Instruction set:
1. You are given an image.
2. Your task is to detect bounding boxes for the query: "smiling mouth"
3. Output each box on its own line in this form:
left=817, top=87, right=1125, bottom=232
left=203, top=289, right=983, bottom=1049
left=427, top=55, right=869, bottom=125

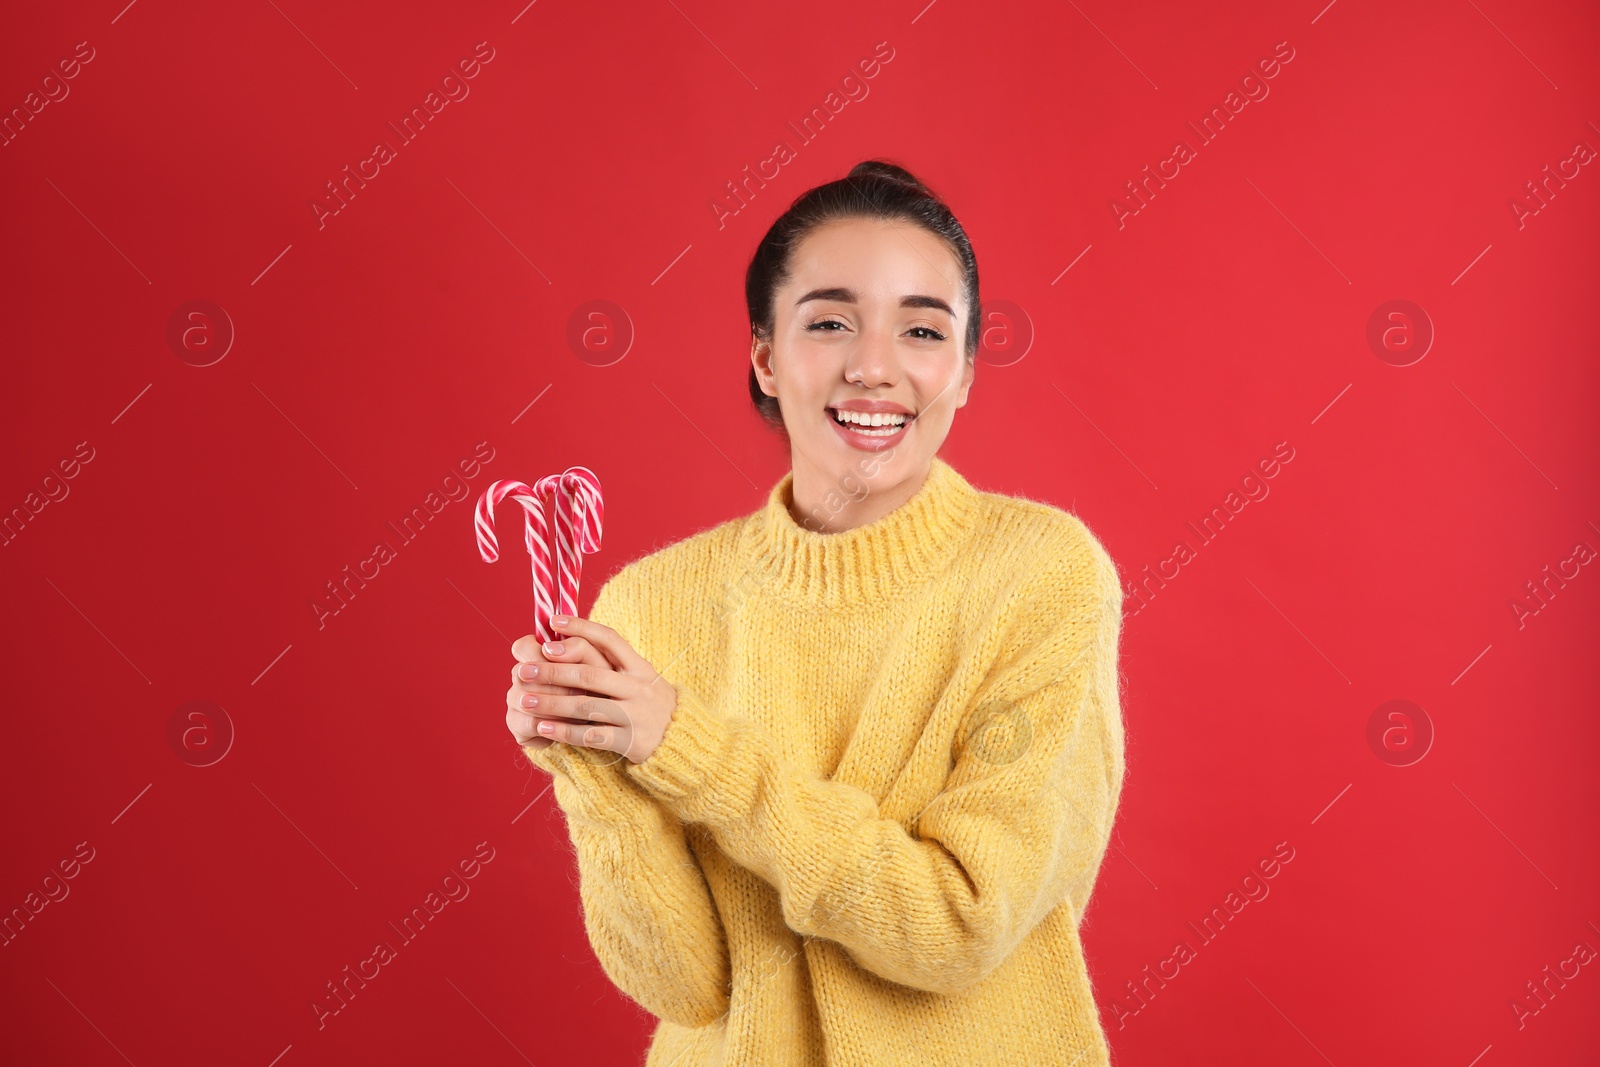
left=828, top=408, right=914, bottom=436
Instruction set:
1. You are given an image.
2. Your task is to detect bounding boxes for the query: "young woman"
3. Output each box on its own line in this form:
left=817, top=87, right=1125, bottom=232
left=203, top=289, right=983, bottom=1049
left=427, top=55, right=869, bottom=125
left=504, top=160, right=1126, bottom=1066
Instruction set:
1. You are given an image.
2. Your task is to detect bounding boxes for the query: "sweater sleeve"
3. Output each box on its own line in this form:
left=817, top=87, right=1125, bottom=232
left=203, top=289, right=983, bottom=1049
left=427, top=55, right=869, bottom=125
left=522, top=577, right=731, bottom=1026
left=620, top=547, right=1125, bottom=998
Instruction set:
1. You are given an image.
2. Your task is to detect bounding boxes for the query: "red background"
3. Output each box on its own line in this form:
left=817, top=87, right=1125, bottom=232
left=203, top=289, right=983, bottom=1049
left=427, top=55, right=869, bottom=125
left=3, top=1, right=1598, bottom=1063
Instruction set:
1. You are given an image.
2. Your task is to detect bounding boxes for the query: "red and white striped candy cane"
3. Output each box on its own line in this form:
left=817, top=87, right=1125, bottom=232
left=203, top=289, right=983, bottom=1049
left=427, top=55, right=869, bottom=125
left=474, top=478, right=540, bottom=578
left=474, top=466, right=604, bottom=644
left=535, top=466, right=604, bottom=636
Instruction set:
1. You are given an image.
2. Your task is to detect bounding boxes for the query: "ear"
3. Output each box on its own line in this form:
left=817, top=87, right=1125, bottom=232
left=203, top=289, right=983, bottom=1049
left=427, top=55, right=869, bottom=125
left=751, top=332, right=778, bottom=398
left=955, top=355, right=976, bottom=408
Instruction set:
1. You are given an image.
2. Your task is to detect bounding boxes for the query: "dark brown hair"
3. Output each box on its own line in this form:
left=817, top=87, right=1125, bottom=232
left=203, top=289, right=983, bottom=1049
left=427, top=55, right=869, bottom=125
left=745, top=159, right=981, bottom=433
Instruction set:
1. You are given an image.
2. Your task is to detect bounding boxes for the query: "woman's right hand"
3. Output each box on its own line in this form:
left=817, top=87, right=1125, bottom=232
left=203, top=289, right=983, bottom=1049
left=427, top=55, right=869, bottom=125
left=505, top=633, right=609, bottom=752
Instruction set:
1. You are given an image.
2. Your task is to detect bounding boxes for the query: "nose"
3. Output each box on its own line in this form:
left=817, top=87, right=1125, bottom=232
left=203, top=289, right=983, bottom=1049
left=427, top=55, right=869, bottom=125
left=842, top=327, right=899, bottom=389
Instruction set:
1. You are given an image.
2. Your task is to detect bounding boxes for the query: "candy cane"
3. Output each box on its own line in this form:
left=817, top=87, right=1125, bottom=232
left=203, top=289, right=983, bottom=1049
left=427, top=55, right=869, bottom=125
left=474, top=478, right=549, bottom=628
left=538, top=466, right=605, bottom=632
left=475, top=466, right=604, bottom=644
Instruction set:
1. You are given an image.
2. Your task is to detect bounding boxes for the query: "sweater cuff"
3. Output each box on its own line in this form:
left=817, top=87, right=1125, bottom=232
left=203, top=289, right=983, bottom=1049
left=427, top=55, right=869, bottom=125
left=622, top=685, right=738, bottom=821
left=522, top=740, right=632, bottom=820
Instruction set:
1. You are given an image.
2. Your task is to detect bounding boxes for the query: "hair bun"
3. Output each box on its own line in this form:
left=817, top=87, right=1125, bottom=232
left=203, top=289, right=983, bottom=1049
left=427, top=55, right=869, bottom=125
left=847, top=159, right=927, bottom=191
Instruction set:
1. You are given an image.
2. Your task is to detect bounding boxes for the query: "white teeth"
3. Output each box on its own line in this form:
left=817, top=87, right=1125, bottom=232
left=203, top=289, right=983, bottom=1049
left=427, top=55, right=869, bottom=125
left=831, top=408, right=909, bottom=438
left=832, top=409, right=908, bottom=427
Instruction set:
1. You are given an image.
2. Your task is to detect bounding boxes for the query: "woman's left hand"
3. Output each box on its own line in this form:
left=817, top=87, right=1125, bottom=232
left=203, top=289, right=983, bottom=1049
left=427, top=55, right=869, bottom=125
left=509, top=614, right=678, bottom=765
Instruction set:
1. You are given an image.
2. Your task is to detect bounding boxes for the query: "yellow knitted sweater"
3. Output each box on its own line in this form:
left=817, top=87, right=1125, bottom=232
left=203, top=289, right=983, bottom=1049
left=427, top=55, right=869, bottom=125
left=524, top=455, right=1126, bottom=1066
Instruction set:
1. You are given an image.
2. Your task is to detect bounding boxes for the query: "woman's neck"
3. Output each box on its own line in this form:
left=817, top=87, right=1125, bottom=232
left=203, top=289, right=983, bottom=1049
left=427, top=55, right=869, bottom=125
left=786, top=454, right=930, bottom=534
left=744, top=453, right=982, bottom=607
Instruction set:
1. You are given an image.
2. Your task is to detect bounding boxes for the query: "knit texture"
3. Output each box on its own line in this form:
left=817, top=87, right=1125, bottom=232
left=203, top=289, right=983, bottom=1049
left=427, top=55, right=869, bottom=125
left=525, top=455, right=1125, bottom=1066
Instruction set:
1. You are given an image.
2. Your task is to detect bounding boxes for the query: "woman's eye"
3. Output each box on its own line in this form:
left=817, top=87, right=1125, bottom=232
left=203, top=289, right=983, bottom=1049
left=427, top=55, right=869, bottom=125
left=805, top=320, right=944, bottom=340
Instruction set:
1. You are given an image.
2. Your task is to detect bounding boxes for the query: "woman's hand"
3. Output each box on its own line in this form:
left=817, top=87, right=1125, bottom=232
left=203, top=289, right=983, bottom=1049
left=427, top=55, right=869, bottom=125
left=504, top=615, right=678, bottom=765
left=505, top=637, right=591, bottom=755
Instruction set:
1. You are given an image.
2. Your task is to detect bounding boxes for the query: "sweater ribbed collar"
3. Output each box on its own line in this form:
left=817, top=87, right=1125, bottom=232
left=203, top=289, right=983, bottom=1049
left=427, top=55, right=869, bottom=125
left=741, top=454, right=983, bottom=607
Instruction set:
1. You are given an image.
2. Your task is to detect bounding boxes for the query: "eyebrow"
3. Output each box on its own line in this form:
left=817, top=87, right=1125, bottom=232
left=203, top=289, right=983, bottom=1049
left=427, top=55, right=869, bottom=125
left=794, top=287, right=956, bottom=319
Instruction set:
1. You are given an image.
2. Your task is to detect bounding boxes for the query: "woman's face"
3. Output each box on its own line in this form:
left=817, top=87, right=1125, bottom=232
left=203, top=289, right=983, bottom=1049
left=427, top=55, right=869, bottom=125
left=752, top=215, right=974, bottom=504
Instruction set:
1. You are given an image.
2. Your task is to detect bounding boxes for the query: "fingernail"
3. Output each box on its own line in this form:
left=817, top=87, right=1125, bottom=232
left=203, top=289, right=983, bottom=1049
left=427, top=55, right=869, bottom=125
left=553, top=616, right=569, bottom=627
left=543, top=641, right=564, bottom=656
left=538, top=721, right=554, bottom=734
left=521, top=694, right=538, bottom=709
left=519, top=663, right=538, bottom=680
